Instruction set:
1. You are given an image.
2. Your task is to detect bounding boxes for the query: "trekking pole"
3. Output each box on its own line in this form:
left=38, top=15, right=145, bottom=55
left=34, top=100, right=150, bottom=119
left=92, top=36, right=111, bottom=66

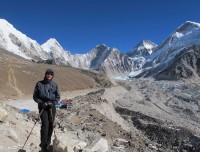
left=49, top=108, right=56, bottom=136
left=49, top=107, right=58, bottom=147
left=19, top=109, right=44, bottom=151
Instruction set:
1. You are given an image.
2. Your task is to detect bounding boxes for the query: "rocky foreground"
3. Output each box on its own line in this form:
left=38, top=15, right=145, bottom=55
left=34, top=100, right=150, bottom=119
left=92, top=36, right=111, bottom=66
left=1, top=78, right=200, bottom=152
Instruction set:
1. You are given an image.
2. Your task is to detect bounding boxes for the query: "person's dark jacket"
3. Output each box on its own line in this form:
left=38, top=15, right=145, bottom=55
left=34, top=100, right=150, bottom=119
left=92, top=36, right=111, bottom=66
left=33, top=78, right=60, bottom=107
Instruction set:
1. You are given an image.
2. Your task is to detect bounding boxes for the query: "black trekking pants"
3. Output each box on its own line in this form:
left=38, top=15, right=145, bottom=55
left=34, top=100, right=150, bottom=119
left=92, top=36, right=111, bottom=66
left=39, top=106, right=56, bottom=147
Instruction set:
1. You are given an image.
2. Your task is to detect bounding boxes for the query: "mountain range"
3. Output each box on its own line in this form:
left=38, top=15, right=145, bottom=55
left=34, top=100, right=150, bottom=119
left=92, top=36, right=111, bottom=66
left=2, top=19, right=200, bottom=151
left=136, top=21, right=200, bottom=80
left=1, top=19, right=200, bottom=80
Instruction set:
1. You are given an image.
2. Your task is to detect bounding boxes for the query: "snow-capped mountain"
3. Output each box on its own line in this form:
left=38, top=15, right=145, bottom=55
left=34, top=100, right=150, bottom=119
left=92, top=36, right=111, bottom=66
left=155, top=45, right=200, bottom=80
left=66, top=50, right=97, bottom=69
left=41, top=38, right=96, bottom=68
left=41, top=38, right=71, bottom=66
left=126, top=40, right=157, bottom=57
left=89, top=44, right=132, bottom=75
left=0, top=19, right=50, bottom=61
left=0, top=19, right=132, bottom=75
left=136, top=21, right=200, bottom=79
left=126, top=40, right=157, bottom=70
left=2, top=18, right=200, bottom=79
left=146, top=21, right=200, bottom=66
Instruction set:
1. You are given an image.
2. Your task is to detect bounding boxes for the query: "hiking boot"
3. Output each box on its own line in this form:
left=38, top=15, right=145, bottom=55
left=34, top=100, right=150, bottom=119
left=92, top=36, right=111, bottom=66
left=46, top=143, right=50, bottom=151
left=47, top=139, right=51, bottom=150
left=41, top=144, right=50, bottom=152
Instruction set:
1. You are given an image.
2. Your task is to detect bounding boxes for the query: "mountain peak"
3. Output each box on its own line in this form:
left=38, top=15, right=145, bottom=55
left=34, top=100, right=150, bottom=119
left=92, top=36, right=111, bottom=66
left=0, top=19, right=50, bottom=60
left=139, top=40, right=157, bottom=48
left=0, top=19, right=12, bottom=25
left=141, top=40, right=152, bottom=44
left=45, top=38, right=60, bottom=45
left=0, top=19, right=16, bottom=32
left=95, top=44, right=120, bottom=52
left=126, top=40, right=157, bottom=57
left=96, top=44, right=109, bottom=50
left=176, top=21, right=200, bottom=33
left=42, top=38, right=64, bottom=53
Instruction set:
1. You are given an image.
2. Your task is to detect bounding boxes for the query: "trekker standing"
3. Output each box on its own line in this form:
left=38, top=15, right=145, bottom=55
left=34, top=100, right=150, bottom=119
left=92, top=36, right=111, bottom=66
left=33, top=69, right=60, bottom=152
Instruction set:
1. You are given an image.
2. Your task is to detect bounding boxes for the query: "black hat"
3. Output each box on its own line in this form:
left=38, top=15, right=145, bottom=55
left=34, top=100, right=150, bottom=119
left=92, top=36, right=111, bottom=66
left=45, top=69, right=54, bottom=76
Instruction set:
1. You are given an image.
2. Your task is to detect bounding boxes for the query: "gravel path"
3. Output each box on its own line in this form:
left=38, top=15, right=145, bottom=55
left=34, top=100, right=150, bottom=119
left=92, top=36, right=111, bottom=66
left=3, top=88, right=101, bottom=112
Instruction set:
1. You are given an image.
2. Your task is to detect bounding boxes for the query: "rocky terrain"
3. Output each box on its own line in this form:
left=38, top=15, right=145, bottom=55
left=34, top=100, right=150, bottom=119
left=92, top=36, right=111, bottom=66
left=1, top=76, right=200, bottom=152
left=115, top=78, right=200, bottom=151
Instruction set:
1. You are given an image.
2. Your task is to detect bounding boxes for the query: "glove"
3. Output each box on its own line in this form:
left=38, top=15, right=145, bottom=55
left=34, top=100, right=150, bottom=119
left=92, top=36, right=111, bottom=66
left=46, top=101, right=53, bottom=109
left=38, top=102, right=47, bottom=109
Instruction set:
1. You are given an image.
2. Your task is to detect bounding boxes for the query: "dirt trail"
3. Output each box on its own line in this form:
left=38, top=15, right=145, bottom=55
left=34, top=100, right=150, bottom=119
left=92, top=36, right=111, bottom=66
left=3, top=88, right=102, bottom=111
left=91, top=85, right=131, bottom=131
left=7, top=56, right=23, bottom=97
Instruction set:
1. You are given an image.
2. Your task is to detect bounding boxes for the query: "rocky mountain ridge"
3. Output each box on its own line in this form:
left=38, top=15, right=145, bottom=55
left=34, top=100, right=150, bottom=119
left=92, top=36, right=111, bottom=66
left=1, top=19, right=200, bottom=80
left=132, top=21, right=200, bottom=80
left=0, top=19, right=133, bottom=76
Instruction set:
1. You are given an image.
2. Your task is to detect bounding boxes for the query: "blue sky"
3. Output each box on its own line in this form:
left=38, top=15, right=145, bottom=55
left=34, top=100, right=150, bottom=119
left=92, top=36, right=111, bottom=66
left=1, top=0, right=200, bottom=54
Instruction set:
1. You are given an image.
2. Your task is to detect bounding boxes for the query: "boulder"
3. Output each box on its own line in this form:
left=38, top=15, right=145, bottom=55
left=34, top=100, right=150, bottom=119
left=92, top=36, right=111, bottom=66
left=53, top=135, right=87, bottom=152
left=7, top=128, right=19, bottom=143
left=85, top=138, right=109, bottom=152
left=113, top=138, right=128, bottom=148
left=73, top=142, right=87, bottom=151
left=0, top=105, right=8, bottom=122
left=53, top=135, right=69, bottom=152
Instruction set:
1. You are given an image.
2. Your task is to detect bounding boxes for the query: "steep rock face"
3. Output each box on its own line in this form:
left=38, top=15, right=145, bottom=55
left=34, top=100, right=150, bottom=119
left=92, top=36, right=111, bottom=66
left=0, top=19, right=50, bottom=61
left=68, top=51, right=96, bottom=69
left=90, top=45, right=112, bottom=70
left=90, top=45, right=133, bottom=75
left=155, top=45, right=200, bottom=80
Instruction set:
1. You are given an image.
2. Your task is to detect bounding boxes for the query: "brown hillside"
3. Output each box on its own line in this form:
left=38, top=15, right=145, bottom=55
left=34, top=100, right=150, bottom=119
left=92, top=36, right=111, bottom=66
left=0, top=48, right=112, bottom=100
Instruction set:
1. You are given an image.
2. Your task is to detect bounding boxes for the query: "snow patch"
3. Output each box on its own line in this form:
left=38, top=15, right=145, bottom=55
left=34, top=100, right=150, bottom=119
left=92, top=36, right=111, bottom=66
left=113, top=76, right=129, bottom=81
left=128, top=70, right=143, bottom=78
left=0, top=19, right=49, bottom=60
